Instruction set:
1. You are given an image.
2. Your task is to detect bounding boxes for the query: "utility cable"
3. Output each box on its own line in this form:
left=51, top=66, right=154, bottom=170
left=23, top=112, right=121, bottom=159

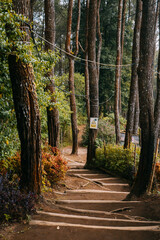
left=31, top=29, right=133, bottom=68
left=29, top=25, right=114, bottom=104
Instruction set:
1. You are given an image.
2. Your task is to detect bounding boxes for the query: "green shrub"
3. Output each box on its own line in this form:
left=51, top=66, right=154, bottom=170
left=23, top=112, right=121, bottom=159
left=95, top=144, right=139, bottom=180
left=81, top=117, right=116, bottom=147
left=105, top=113, right=126, bottom=131
left=0, top=152, right=21, bottom=180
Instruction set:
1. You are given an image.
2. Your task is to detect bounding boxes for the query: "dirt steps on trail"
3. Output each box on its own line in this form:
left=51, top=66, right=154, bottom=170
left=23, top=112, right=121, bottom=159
left=27, top=165, right=160, bottom=240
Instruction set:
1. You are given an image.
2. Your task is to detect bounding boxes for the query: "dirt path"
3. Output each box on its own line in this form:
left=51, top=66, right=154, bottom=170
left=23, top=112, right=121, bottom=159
left=4, top=146, right=159, bottom=240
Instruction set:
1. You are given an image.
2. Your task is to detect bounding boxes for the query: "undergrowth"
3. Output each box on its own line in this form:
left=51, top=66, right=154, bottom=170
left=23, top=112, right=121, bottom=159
left=0, top=144, right=68, bottom=223
left=41, top=145, right=68, bottom=188
left=0, top=175, right=37, bottom=223
left=95, top=144, right=140, bottom=181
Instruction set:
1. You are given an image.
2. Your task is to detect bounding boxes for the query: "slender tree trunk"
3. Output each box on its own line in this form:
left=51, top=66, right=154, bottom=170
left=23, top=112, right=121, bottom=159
left=96, top=0, right=102, bottom=81
left=124, top=0, right=142, bottom=148
left=129, top=0, right=156, bottom=198
left=30, top=0, right=36, bottom=22
left=45, top=0, right=60, bottom=147
left=59, top=37, right=63, bottom=76
left=85, top=53, right=90, bottom=121
left=65, top=0, right=81, bottom=154
left=114, top=0, right=123, bottom=144
left=119, top=0, right=127, bottom=114
left=121, top=0, right=127, bottom=65
left=86, top=0, right=98, bottom=167
left=75, top=0, right=81, bottom=56
left=8, top=0, right=41, bottom=194
left=85, top=0, right=90, bottom=121
left=41, top=12, right=45, bottom=51
left=133, top=93, right=139, bottom=135
left=69, top=58, right=78, bottom=154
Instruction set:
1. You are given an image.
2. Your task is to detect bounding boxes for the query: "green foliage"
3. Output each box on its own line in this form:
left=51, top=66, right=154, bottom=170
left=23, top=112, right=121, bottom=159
left=0, top=0, right=135, bottom=161
left=0, top=2, right=33, bottom=159
left=82, top=119, right=115, bottom=148
left=0, top=1, right=21, bottom=160
left=0, top=1, right=67, bottom=155
left=57, top=72, right=86, bottom=123
left=103, top=113, right=127, bottom=131
left=0, top=152, right=21, bottom=180
left=82, top=115, right=126, bottom=147
left=95, top=144, right=139, bottom=180
left=57, top=72, right=87, bottom=145
left=0, top=84, right=20, bottom=160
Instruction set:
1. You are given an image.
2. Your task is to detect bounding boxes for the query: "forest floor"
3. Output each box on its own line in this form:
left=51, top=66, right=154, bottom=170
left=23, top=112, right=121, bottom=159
left=1, top=127, right=160, bottom=240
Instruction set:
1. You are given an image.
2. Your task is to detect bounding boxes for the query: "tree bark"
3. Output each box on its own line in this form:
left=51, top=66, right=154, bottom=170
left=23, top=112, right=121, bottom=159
left=8, top=56, right=41, bottom=194
left=119, top=0, right=127, bottom=114
left=8, top=0, right=41, bottom=194
left=96, top=0, right=102, bottom=81
left=148, top=4, right=160, bottom=193
left=45, top=0, right=60, bottom=148
left=124, top=0, right=142, bottom=148
left=154, top=4, right=160, bottom=138
left=30, top=0, right=36, bottom=22
left=65, top=0, right=81, bottom=154
left=85, top=0, right=90, bottom=121
left=86, top=0, right=99, bottom=167
left=114, top=0, right=123, bottom=144
left=45, top=0, right=55, bottom=51
left=121, top=0, right=127, bottom=63
left=69, top=58, right=78, bottom=154
left=59, top=37, right=63, bottom=76
left=129, top=0, right=156, bottom=197
left=133, top=93, right=140, bottom=135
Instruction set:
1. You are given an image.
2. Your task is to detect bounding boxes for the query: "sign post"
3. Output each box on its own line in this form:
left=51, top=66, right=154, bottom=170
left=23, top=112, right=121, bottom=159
left=90, top=118, right=98, bottom=129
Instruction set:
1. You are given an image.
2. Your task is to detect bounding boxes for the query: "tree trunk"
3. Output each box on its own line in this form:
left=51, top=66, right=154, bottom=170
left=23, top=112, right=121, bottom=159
left=9, top=0, right=41, bottom=195
left=85, top=0, right=90, bottom=121
left=119, top=0, right=127, bottom=114
left=30, top=0, right=36, bottom=22
left=124, top=0, right=142, bottom=148
left=133, top=93, right=139, bottom=135
left=148, top=4, right=160, bottom=193
left=114, top=0, right=123, bottom=144
left=69, top=58, right=78, bottom=154
left=129, top=0, right=156, bottom=197
left=121, top=0, right=127, bottom=65
left=8, top=56, right=41, bottom=194
left=65, top=0, right=80, bottom=154
left=45, top=0, right=60, bottom=147
left=154, top=4, right=160, bottom=138
left=86, top=0, right=98, bottom=167
left=96, top=0, right=102, bottom=81
left=59, top=37, right=63, bottom=76
left=85, top=53, right=90, bottom=121
left=46, top=84, right=59, bottom=147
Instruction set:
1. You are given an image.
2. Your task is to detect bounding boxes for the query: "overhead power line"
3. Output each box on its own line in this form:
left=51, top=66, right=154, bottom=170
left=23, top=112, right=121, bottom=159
left=22, top=22, right=114, bottom=104
left=31, top=29, right=133, bottom=68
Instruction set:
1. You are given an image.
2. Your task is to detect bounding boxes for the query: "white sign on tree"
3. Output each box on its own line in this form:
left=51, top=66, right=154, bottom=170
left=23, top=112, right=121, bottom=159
left=90, top=118, right=98, bottom=129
